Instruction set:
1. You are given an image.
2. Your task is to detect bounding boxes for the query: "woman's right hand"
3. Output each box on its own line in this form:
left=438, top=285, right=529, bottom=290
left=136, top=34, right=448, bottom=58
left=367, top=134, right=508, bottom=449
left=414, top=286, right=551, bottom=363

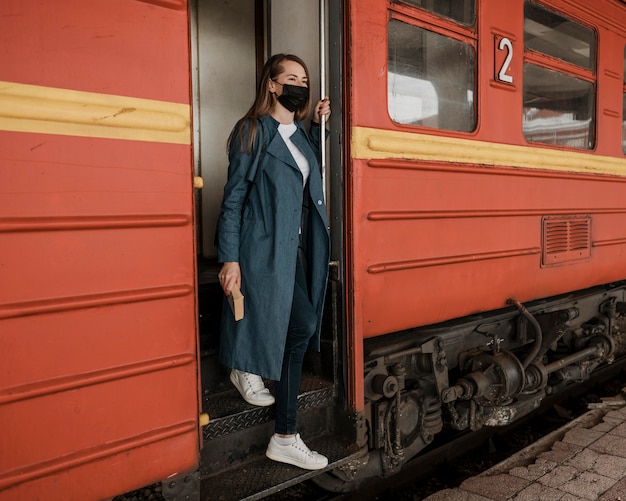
left=218, top=262, right=241, bottom=296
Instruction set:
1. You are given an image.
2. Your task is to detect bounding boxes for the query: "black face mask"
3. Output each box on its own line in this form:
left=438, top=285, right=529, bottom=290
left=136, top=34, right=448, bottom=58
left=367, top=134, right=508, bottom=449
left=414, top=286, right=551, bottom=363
left=275, top=83, right=309, bottom=112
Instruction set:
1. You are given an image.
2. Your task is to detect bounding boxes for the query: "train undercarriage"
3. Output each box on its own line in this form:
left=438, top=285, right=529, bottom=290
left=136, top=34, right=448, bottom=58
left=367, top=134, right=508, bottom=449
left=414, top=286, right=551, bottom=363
left=317, top=281, right=626, bottom=491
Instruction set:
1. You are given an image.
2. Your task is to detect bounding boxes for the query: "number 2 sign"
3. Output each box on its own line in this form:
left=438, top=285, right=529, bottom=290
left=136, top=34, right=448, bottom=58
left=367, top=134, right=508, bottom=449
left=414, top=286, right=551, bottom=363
left=495, top=35, right=514, bottom=84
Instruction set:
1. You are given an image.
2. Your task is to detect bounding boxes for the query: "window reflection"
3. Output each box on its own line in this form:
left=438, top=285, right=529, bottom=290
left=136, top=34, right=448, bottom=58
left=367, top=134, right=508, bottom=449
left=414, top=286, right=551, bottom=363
left=524, top=2, right=595, bottom=70
left=523, top=65, right=595, bottom=149
left=388, top=73, right=438, bottom=125
left=388, top=19, right=475, bottom=132
left=395, top=0, right=475, bottom=26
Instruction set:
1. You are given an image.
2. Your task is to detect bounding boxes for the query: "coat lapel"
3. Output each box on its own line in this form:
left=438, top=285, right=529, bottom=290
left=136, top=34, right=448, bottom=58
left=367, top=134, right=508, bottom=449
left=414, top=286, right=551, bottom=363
left=263, top=118, right=318, bottom=178
left=291, top=124, right=327, bottom=223
left=290, top=126, right=319, bottom=174
left=261, top=118, right=327, bottom=226
left=265, top=129, right=300, bottom=172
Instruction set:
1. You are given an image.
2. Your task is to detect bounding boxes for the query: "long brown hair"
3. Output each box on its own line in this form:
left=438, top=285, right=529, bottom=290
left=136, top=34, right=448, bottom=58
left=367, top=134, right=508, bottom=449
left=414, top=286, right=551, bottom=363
left=228, top=54, right=312, bottom=153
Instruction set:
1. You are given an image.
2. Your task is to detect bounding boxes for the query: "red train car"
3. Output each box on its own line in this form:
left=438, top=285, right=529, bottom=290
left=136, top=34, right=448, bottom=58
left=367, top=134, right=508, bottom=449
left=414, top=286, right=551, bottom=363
left=2, top=0, right=626, bottom=499
left=0, top=1, right=200, bottom=500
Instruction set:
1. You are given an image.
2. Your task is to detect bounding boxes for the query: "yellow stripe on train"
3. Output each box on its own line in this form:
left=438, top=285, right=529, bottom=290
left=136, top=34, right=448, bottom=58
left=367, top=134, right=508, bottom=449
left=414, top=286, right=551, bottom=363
left=0, top=81, right=190, bottom=145
left=351, top=126, right=626, bottom=177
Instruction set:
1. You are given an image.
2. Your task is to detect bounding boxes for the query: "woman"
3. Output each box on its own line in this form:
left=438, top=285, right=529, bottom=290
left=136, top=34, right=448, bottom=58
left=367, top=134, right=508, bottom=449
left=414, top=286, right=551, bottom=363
left=216, top=54, right=331, bottom=470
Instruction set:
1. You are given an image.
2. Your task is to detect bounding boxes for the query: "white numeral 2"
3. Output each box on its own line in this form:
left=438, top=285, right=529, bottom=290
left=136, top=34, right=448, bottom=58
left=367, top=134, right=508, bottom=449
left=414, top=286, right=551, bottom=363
left=498, top=37, right=513, bottom=84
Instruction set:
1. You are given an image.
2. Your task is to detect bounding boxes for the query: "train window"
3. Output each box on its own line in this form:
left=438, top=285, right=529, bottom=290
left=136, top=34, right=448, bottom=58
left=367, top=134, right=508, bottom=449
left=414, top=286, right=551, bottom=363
left=523, top=65, right=595, bottom=149
left=394, top=0, right=475, bottom=25
left=523, top=2, right=596, bottom=150
left=388, top=19, right=476, bottom=132
left=524, top=2, right=595, bottom=70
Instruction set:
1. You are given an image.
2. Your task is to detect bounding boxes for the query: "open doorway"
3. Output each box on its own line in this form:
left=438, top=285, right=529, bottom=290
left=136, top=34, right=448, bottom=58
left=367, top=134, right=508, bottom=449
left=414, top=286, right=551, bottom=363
left=192, top=0, right=324, bottom=261
left=189, top=4, right=353, bottom=496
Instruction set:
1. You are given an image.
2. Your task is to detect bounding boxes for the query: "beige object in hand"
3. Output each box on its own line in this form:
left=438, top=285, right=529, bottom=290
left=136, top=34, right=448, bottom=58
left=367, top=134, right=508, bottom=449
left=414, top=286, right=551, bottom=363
left=228, top=284, right=244, bottom=321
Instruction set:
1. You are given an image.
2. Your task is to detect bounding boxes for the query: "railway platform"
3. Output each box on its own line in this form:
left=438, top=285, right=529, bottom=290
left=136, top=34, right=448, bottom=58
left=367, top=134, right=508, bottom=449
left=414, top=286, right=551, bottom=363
left=424, top=390, right=626, bottom=501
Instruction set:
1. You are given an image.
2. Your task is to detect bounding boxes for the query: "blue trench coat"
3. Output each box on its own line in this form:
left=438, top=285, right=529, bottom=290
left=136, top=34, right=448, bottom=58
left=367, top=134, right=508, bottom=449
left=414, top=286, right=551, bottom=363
left=217, top=114, right=330, bottom=381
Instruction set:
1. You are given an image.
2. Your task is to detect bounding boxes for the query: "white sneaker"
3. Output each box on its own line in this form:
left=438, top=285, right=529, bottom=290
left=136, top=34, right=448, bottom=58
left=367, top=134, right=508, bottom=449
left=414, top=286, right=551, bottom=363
left=230, top=369, right=275, bottom=407
left=265, top=433, right=328, bottom=470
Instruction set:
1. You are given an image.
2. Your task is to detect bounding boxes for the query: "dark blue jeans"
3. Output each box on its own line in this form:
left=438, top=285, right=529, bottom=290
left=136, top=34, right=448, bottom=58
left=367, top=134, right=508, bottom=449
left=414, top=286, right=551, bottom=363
left=274, top=250, right=318, bottom=435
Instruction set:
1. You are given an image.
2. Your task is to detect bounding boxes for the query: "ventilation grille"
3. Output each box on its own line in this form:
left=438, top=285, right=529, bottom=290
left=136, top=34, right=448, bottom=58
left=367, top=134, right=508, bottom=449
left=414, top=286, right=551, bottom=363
left=542, top=215, right=591, bottom=267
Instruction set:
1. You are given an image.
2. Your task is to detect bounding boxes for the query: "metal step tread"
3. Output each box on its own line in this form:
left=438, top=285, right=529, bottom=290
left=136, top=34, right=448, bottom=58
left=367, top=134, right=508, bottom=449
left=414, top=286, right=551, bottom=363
left=202, top=375, right=335, bottom=440
left=199, top=433, right=362, bottom=501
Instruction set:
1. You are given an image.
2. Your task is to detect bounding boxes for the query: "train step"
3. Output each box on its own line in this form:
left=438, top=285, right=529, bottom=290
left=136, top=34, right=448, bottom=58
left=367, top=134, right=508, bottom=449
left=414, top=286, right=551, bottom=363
left=199, top=432, right=363, bottom=501
left=202, top=374, right=336, bottom=441
left=200, top=372, right=339, bottom=475
left=196, top=257, right=352, bottom=499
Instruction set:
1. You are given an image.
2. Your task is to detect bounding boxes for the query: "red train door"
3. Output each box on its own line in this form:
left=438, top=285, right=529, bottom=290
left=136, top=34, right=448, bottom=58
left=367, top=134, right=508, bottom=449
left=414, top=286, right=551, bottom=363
left=0, top=1, right=200, bottom=500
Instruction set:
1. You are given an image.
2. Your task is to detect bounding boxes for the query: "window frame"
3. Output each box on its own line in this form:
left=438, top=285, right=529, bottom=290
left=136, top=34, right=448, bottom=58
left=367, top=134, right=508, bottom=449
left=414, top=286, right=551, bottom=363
left=391, top=0, right=476, bottom=27
left=522, top=1, right=598, bottom=151
left=386, top=3, right=478, bottom=134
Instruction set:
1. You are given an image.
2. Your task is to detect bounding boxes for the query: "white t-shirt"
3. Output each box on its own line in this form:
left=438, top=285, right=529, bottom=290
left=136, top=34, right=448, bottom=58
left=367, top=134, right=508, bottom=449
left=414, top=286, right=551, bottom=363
left=277, top=123, right=310, bottom=187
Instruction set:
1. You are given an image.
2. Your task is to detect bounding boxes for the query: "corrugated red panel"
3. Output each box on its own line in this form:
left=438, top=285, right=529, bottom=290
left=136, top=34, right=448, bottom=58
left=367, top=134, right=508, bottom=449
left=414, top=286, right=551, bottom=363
left=0, top=1, right=198, bottom=499
left=1, top=0, right=190, bottom=102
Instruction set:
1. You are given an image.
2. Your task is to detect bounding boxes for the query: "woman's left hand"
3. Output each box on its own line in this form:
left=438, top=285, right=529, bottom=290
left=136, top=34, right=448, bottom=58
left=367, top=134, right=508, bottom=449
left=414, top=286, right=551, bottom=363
left=313, top=97, right=331, bottom=124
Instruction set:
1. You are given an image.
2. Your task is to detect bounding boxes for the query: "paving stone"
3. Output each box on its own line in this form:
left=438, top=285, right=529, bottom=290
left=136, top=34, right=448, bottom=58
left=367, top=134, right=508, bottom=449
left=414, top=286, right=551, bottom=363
left=559, top=494, right=588, bottom=501
left=592, top=422, right=615, bottom=433
left=467, top=494, right=492, bottom=501
left=509, top=459, right=557, bottom=481
left=539, top=441, right=583, bottom=464
left=609, top=404, right=626, bottom=416
left=425, top=398, right=626, bottom=501
left=460, top=473, right=530, bottom=501
left=603, top=411, right=626, bottom=425
left=590, top=434, right=626, bottom=458
left=602, top=415, right=624, bottom=426
left=558, top=471, right=616, bottom=500
left=598, top=475, right=626, bottom=500
left=512, top=482, right=564, bottom=501
left=562, top=427, right=604, bottom=447
left=537, top=465, right=580, bottom=488
left=590, top=453, right=626, bottom=479
left=565, top=448, right=603, bottom=471
left=608, top=421, right=626, bottom=438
